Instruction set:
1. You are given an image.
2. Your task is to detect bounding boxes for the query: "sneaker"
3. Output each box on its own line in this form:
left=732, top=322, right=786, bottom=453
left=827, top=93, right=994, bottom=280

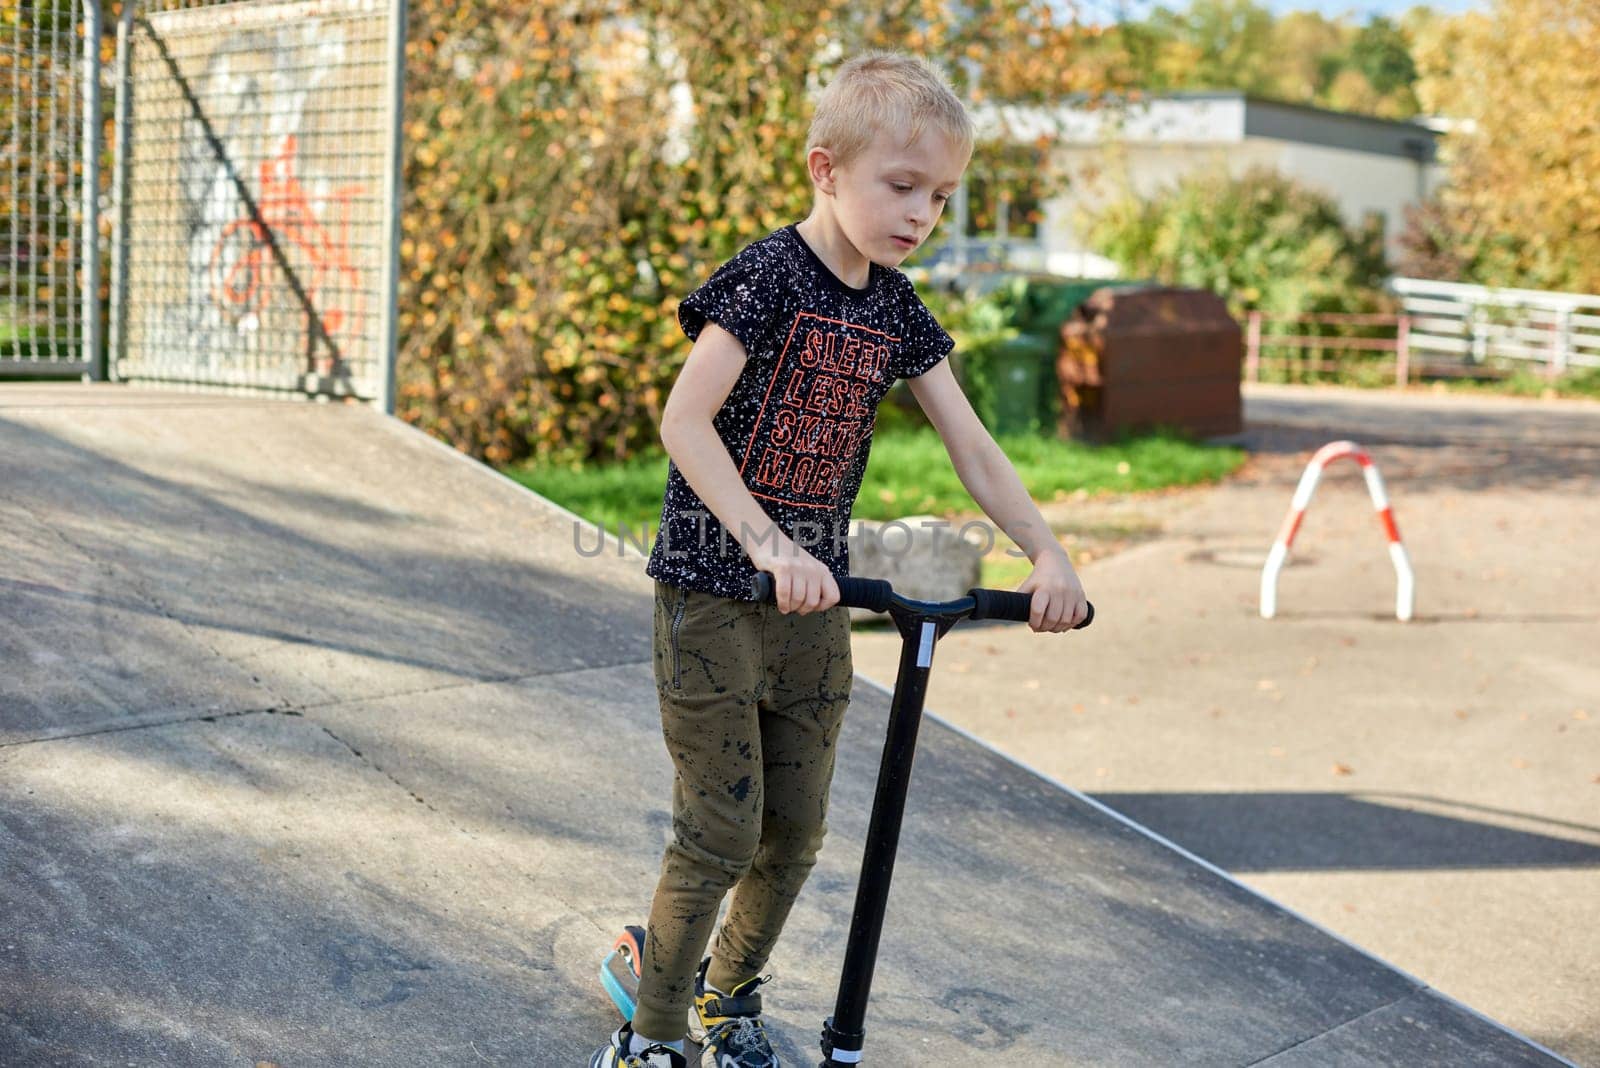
left=687, top=958, right=780, bottom=1067
left=589, top=1022, right=688, bottom=1068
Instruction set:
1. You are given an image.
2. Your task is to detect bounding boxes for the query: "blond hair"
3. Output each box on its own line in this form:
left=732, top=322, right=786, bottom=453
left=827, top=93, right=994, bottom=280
left=807, top=51, right=974, bottom=168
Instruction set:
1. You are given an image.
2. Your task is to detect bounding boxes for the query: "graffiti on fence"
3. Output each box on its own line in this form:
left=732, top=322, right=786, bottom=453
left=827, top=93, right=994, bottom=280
left=127, top=14, right=380, bottom=391
left=207, top=133, right=368, bottom=377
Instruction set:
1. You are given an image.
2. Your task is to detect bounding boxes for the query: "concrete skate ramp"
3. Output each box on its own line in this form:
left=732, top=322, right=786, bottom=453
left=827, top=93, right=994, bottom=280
left=0, top=385, right=1570, bottom=1066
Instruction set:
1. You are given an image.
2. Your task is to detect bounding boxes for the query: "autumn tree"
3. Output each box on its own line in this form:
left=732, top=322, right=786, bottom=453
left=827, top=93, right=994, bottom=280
left=1083, top=0, right=1427, bottom=119
left=398, top=0, right=1121, bottom=464
left=1412, top=0, right=1600, bottom=293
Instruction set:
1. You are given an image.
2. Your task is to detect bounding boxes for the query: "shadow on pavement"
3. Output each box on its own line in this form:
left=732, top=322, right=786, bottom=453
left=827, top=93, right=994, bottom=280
left=1092, top=791, right=1600, bottom=873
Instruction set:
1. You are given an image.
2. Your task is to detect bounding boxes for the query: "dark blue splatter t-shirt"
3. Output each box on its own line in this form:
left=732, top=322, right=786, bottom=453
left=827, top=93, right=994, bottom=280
left=644, top=223, right=953, bottom=601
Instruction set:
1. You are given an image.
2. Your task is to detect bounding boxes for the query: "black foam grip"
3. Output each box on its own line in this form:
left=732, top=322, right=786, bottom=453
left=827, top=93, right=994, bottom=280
left=967, top=587, right=1034, bottom=622
left=967, top=588, right=1096, bottom=629
left=836, top=576, right=893, bottom=613
left=749, top=572, right=893, bottom=614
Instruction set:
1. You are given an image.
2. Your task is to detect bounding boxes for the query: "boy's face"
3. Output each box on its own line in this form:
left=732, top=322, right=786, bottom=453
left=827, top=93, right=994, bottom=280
left=824, top=121, right=969, bottom=268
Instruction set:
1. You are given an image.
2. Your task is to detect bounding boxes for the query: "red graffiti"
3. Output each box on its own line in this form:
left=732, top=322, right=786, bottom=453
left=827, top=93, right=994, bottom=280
left=208, top=134, right=368, bottom=376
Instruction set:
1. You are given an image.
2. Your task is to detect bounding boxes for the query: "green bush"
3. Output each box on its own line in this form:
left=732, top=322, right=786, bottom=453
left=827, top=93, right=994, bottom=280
left=1084, top=165, right=1391, bottom=319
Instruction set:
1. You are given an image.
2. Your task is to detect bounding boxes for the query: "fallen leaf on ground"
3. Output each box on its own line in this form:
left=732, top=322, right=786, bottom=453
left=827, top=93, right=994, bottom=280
left=1333, top=762, right=1354, bottom=776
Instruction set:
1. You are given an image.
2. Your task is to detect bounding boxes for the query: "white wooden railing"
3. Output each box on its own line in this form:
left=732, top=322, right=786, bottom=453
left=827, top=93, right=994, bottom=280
left=1387, top=277, right=1600, bottom=375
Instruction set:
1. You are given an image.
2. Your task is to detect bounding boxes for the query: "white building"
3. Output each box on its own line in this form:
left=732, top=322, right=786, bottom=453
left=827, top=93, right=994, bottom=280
left=947, top=91, right=1446, bottom=279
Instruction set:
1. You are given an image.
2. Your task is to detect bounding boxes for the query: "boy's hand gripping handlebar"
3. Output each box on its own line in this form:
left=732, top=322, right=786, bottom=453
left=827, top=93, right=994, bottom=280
left=748, top=572, right=1094, bottom=628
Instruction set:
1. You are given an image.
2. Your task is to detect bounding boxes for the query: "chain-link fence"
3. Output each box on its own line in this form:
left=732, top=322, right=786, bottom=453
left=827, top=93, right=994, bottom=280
left=2, top=0, right=101, bottom=379
left=109, top=0, right=404, bottom=406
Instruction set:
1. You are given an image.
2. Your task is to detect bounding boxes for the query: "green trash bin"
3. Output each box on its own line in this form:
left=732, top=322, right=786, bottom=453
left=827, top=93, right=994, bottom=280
left=1016, top=279, right=1123, bottom=332
left=988, top=331, right=1056, bottom=435
left=954, top=276, right=1138, bottom=436
left=996, top=278, right=1132, bottom=435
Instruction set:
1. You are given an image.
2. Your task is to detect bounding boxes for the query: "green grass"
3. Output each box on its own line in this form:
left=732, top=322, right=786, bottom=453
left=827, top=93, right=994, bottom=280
left=1257, top=359, right=1600, bottom=402
left=1423, top=366, right=1600, bottom=401
left=505, top=445, right=676, bottom=534
left=503, top=426, right=1247, bottom=537
left=853, top=427, right=1245, bottom=520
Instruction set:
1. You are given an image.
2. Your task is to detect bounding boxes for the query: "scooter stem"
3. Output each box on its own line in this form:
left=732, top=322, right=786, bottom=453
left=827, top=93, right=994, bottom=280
left=819, top=608, right=954, bottom=1068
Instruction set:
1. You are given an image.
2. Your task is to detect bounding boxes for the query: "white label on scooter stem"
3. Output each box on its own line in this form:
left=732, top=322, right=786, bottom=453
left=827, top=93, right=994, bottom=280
left=916, top=621, right=935, bottom=668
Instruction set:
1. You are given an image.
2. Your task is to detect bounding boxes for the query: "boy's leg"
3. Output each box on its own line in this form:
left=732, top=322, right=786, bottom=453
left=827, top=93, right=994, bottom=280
left=632, top=581, right=769, bottom=1042
left=705, top=599, right=854, bottom=993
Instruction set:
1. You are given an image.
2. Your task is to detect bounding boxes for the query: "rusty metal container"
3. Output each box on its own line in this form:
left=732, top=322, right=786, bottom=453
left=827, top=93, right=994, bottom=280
left=1058, top=287, right=1243, bottom=439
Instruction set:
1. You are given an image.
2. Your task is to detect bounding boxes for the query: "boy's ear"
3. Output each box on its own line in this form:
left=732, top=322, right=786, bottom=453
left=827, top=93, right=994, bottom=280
left=807, top=146, right=838, bottom=196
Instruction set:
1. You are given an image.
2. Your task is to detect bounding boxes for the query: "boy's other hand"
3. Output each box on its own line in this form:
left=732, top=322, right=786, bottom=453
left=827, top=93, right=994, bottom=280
left=1015, top=548, right=1089, bottom=634
left=752, top=541, right=841, bottom=615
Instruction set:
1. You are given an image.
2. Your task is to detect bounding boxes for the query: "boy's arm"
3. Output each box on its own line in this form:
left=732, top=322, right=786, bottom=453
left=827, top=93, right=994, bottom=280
left=660, top=323, right=838, bottom=613
left=906, top=360, right=1089, bottom=633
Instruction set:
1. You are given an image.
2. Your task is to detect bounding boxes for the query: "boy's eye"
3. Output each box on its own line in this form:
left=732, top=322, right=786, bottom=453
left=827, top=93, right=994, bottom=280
left=891, top=183, right=912, bottom=193
left=934, top=192, right=950, bottom=203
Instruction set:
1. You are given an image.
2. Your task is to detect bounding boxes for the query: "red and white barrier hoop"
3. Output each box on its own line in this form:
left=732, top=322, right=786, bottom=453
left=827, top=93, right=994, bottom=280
left=1260, top=440, right=1415, bottom=621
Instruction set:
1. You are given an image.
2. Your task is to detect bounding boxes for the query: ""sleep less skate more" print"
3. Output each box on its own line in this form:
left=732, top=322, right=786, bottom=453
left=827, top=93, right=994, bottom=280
left=739, top=312, right=897, bottom=510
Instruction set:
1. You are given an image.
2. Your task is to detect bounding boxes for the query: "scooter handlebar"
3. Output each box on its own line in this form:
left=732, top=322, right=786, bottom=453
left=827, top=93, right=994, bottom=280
left=749, top=572, right=892, bottom=614
left=748, top=572, right=1093, bottom=629
left=968, top=586, right=1094, bottom=629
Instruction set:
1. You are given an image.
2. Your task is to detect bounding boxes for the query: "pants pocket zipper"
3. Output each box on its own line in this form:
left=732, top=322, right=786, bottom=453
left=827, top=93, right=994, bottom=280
left=669, top=590, right=688, bottom=689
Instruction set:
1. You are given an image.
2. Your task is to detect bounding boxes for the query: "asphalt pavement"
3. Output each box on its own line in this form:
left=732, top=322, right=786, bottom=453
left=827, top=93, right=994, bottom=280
left=0, top=382, right=1583, bottom=1066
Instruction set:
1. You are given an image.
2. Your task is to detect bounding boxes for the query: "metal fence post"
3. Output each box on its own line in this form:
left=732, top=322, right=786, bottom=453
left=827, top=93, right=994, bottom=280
left=377, top=0, right=407, bottom=417
left=107, top=0, right=133, bottom=382
left=81, top=0, right=104, bottom=379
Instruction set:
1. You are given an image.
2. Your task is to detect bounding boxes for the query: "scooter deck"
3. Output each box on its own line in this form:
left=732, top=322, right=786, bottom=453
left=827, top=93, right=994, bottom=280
left=599, top=925, right=645, bottom=1021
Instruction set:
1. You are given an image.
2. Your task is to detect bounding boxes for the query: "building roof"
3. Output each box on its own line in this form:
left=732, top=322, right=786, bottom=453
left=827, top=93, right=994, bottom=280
left=976, top=90, right=1439, bottom=163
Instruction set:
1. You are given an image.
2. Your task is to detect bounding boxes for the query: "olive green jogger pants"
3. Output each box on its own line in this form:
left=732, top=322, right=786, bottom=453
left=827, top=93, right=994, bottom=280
left=631, top=579, right=855, bottom=1043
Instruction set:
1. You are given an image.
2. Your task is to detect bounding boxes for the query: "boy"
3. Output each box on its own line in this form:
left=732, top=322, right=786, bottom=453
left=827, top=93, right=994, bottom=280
left=592, top=51, right=1088, bottom=1068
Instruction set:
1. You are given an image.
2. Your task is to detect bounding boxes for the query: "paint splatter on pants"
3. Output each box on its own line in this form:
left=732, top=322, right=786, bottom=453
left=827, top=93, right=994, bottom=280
left=631, top=579, right=854, bottom=1042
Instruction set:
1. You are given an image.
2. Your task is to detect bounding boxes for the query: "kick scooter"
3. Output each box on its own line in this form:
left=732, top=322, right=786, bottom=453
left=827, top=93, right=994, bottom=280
left=600, top=573, right=1093, bottom=1067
